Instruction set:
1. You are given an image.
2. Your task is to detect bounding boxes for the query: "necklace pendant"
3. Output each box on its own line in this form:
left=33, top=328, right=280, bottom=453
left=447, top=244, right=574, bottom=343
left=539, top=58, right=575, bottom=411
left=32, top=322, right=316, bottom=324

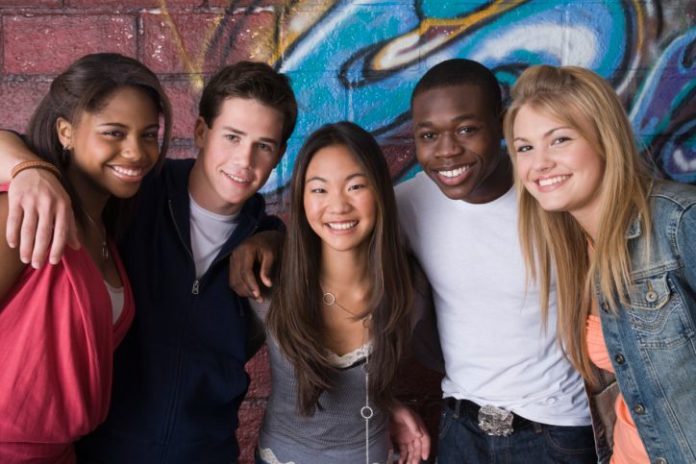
left=101, top=242, right=110, bottom=261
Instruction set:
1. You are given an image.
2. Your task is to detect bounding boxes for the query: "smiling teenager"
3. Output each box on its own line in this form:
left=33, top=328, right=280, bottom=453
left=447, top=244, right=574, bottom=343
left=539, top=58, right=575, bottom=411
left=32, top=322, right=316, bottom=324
left=0, top=53, right=172, bottom=464
left=505, top=64, right=696, bottom=464
left=0, top=61, right=297, bottom=464
left=256, top=122, right=429, bottom=464
left=395, top=59, right=596, bottom=463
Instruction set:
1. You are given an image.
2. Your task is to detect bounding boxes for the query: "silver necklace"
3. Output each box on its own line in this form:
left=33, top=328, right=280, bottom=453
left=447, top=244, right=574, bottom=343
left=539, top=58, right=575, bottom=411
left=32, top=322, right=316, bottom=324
left=322, top=290, right=374, bottom=464
left=84, top=211, right=109, bottom=261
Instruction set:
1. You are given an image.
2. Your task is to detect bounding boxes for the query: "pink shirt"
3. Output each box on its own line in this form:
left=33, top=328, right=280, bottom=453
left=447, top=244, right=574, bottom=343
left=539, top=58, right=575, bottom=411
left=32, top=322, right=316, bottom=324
left=0, top=185, right=135, bottom=463
left=586, top=314, right=649, bottom=464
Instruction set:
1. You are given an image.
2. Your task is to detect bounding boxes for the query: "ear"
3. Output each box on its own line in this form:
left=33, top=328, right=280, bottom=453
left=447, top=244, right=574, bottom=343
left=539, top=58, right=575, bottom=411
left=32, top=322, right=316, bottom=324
left=194, top=117, right=208, bottom=150
left=56, top=117, right=74, bottom=149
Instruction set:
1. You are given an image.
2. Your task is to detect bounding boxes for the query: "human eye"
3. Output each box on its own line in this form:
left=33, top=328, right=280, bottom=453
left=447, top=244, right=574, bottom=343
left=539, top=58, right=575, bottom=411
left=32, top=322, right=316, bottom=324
left=309, top=187, right=326, bottom=194
left=418, top=131, right=436, bottom=142
left=515, top=144, right=533, bottom=154
left=348, top=182, right=366, bottom=192
left=143, top=130, right=159, bottom=141
left=102, top=129, right=125, bottom=138
left=457, top=125, right=478, bottom=136
left=257, top=142, right=275, bottom=153
left=551, top=136, right=571, bottom=145
left=224, top=133, right=239, bottom=142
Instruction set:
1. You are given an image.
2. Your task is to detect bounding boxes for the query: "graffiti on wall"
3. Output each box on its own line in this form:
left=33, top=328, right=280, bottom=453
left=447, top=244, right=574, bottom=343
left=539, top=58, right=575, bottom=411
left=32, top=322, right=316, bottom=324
left=163, top=0, right=696, bottom=191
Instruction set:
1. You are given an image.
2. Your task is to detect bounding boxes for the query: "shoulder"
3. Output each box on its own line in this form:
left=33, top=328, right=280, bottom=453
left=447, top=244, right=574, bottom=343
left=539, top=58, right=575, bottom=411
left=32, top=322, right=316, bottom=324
left=650, top=180, right=696, bottom=211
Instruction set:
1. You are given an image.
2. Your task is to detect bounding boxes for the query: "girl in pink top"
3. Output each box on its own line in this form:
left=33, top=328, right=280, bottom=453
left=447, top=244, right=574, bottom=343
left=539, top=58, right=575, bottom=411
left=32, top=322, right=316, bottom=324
left=0, top=53, right=172, bottom=463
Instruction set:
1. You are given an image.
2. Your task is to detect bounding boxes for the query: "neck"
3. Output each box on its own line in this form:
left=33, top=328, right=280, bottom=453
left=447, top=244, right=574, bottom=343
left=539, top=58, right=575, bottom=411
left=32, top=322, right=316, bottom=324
left=320, top=246, right=370, bottom=291
left=67, top=167, right=109, bottom=225
left=465, top=152, right=513, bottom=204
left=574, top=212, right=599, bottom=244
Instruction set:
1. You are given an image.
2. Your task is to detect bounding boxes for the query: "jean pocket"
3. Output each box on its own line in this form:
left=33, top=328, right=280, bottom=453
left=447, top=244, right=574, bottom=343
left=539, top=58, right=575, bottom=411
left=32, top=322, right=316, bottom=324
left=543, top=424, right=595, bottom=454
left=438, top=409, right=454, bottom=441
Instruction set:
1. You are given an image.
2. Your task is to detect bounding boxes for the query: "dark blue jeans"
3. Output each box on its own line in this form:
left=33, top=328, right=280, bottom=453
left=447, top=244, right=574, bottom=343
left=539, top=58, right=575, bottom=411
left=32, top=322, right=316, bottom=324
left=437, top=403, right=597, bottom=463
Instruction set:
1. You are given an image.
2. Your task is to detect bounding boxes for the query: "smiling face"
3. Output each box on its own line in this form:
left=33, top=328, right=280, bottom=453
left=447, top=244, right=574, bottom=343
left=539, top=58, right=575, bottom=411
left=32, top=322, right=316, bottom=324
left=189, top=97, right=285, bottom=215
left=60, top=86, right=161, bottom=203
left=411, top=83, right=510, bottom=203
left=303, top=144, right=377, bottom=255
left=512, top=104, right=605, bottom=230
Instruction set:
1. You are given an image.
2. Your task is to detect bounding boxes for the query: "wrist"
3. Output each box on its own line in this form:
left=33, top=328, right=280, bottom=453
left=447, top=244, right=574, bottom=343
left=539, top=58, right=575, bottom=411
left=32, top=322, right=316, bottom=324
left=11, top=160, right=61, bottom=179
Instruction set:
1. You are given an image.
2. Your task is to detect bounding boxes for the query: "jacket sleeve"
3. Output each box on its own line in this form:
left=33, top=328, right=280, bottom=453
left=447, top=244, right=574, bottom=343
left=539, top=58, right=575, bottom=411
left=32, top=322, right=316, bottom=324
left=677, top=203, right=696, bottom=318
left=256, top=212, right=286, bottom=234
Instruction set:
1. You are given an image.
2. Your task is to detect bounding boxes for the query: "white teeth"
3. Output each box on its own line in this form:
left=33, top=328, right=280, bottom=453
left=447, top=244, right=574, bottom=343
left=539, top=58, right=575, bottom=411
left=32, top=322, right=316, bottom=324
left=538, top=175, right=569, bottom=187
left=438, top=165, right=469, bottom=178
left=327, top=221, right=357, bottom=230
left=111, top=166, right=144, bottom=177
left=221, top=170, right=249, bottom=183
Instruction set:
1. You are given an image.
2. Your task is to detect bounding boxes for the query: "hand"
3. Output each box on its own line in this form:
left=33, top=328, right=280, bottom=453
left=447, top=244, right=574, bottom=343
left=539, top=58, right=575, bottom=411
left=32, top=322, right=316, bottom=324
left=6, top=168, right=79, bottom=268
left=389, top=403, right=430, bottom=464
left=229, top=230, right=282, bottom=302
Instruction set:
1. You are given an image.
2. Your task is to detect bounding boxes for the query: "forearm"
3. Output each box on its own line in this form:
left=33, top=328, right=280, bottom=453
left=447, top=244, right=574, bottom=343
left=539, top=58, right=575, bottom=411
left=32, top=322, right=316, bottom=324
left=0, top=130, right=40, bottom=182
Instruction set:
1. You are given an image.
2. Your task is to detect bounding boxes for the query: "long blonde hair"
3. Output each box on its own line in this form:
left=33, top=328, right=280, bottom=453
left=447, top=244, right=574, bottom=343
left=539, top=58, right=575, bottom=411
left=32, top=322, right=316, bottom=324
left=503, top=65, right=653, bottom=380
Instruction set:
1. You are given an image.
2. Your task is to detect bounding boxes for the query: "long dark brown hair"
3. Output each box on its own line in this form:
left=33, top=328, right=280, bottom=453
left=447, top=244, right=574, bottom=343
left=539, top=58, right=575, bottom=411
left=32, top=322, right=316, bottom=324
left=266, top=121, right=413, bottom=415
left=26, top=52, right=172, bottom=237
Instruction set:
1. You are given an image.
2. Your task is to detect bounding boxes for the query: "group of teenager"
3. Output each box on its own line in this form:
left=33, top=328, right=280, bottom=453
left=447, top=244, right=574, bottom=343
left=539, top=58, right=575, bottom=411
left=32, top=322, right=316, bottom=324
left=0, top=50, right=694, bottom=464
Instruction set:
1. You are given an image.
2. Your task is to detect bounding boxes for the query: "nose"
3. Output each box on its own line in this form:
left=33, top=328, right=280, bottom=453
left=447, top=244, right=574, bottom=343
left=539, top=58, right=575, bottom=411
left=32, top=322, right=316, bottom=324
left=435, top=132, right=461, bottom=158
left=122, top=136, right=146, bottom=162
left=531, top=147, right=554, bottom=172
left=327, top=190, right=351, bottom=214
left=235, top=142, right=254, bottom=168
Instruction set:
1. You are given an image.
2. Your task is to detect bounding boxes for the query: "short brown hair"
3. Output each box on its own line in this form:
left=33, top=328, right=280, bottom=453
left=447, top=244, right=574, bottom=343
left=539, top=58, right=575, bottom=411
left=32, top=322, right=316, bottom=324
left=198, top=61, right=298, bottom=146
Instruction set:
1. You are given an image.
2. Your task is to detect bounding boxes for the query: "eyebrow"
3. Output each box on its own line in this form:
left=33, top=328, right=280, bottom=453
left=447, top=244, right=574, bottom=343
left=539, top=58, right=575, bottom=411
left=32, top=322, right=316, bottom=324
left=513, top=126, right=572, bottom=142
left=415, top=114, right=480, bottom=128
left=305, top=172, right=368, bottom=183
left=98, top=122, right=160, bottom=130
left=222, top=126, right=279, bottom=147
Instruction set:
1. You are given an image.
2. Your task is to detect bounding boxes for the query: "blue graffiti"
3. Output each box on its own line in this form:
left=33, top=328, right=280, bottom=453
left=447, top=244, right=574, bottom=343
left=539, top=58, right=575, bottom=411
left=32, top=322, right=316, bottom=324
left=254, top=0, right=693, bottom=192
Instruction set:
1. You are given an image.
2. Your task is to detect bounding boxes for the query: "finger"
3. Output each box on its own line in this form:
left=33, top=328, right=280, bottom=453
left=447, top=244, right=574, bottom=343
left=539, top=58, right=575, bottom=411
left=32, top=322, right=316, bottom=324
left=257, top=250, right=275, bottom=288
left=242, top=267, right=261, bottom=300
left=49, top=206, right=70, bottom=265
left=5, top=200, right=24, bottom=249
left=66, top=210, right=80, bottom=250
left=420, top=429, right=431, bottom=460
left=32, top=208, right=55, bottom=268
left=397, top=444, right=408, bottom=464
left=18, top=209, right=38, bottom=266
left=409, top=438, right=421, bottom=464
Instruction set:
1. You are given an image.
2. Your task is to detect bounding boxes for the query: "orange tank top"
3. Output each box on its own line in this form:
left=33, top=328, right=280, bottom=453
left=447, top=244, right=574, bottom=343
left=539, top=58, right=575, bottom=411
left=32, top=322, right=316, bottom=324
left=586, top=314, right=649, bottom=464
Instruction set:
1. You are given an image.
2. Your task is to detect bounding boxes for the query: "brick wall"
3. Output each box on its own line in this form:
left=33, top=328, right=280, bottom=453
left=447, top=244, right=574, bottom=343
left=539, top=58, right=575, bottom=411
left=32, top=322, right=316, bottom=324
left=1, top=1, right=695, bottom=463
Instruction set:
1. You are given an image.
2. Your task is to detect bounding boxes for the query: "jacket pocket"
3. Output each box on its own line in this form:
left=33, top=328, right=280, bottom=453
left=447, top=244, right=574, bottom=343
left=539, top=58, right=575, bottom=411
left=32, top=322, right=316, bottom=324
left=625, top=273, right=695, bottom=349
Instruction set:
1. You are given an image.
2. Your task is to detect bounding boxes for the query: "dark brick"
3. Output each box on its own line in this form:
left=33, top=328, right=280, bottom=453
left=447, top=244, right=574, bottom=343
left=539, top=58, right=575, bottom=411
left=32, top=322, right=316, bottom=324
left=246, top=346, right=271, bottom=398
left=0, top=80, right=51, bottom=132
left=162, top=79, right=201, bottom=141
left=236, top=400, right=266, bottom=464
left=141, top=9, right=276, bottom=75
left=3, top=15, right=137, bottom=74
left=0, top=0, right=61, bottom=7
left=66, top=0, right=201, bottom=7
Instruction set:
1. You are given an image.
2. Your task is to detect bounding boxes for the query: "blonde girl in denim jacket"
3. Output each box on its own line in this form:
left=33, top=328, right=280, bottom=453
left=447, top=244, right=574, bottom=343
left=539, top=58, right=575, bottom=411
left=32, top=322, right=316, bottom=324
left=503, top=65, right=696, bottom=464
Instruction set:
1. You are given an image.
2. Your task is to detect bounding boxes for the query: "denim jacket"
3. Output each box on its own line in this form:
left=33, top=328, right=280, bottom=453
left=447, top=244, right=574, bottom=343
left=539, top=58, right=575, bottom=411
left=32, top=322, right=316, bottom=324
left=590, top=180, right=696, bottom=464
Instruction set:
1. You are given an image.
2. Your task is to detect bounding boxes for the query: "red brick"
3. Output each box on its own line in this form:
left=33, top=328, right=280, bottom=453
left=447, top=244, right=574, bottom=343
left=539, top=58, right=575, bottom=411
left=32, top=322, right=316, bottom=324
left=207, top=0, right=284, bottom=7
left=0, top=0, right=61, bottom=7
left=3, top=15, right=137, bottom=74
left=236, top=400, right=266, bottom=464
left=141, top=9, right=276, bottom=75
left=0, top=80, right=51, bottom=133
left=246, top=345, right=271, bottom=398
left=162, top=79, right=201, bottom=141
left=65, top=0, right=202, bottom=7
